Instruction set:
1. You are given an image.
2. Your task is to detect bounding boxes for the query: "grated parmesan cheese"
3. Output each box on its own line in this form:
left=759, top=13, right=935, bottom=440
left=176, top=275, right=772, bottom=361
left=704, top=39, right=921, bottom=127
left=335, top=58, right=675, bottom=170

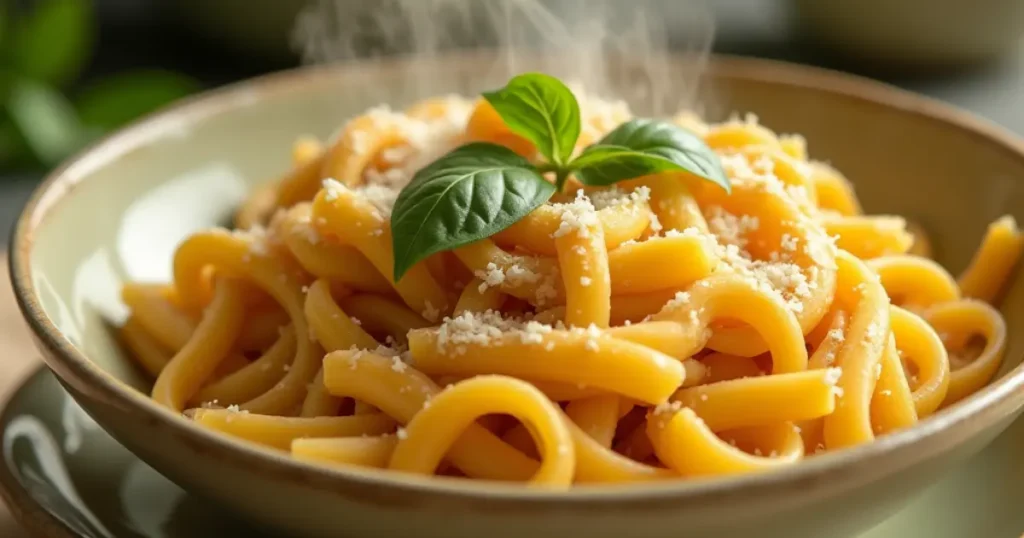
left=422, top=301, right=440, bottom=323
left=663, top=227, right=703, bottom=239
left=866, top=322, right=883, bottom=341
left=435, top=310, right=556, bottom=351
left=552, top=190, right=599, bottom=238
left=706, top=206, right=760, bottom=248
left=380, top=145, right=413, bottom=164
left=475, top=262, right=542, bottom=294
left=780, top=233, right=798, bottom=252
left=346, top=343, right=410, bottom=370
left=585, top=185, right=652, bottom=210
left=824, top=367, right=845, bottom=398
left=322, top=178, right=345, bottom=201
left=648, top=212, right=663, bottom=233
left=653, top=400, right=683, bottom=415
left=506, top=264, right=539, bottom=286
left=664, top=291, right=691, bottom=310
left=476, top=262, right=506, bottom=292
left=353, top=184, right=400, bottom=218
left=534, top=275, right=559, bottom=305
left=824, top=367, right=843, bottom=385
left=698, top=204, right=829, bottom=315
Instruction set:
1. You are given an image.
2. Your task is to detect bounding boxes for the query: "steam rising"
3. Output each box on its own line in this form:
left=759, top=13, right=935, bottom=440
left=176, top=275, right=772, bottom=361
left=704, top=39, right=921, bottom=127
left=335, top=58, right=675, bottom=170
left=292, top=0, right=716, bottom=117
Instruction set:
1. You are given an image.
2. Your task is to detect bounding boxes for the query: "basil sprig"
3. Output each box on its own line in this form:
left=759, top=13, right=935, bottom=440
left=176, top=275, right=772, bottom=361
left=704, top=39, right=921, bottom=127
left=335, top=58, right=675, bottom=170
left=390, top=143, right=555, bottom=280
left=482, top=73, right=580, bottom=168
left=390, top=73, right=729, bottom=281
left=574, top=119, right=728, bottom=186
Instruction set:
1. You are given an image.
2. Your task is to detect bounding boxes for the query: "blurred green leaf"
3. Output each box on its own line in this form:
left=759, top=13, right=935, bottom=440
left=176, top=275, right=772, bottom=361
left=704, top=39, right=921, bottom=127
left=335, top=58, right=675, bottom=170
left=0, top=68, right=13, bottom=104
left=0, top=117, right=32, bottom=166
left=0, top=2, right=8, bottom=53
left=6, top=78, right=86, bottom=165
left=11, top=0, right=94, bottom=86
left=76, top=70, right=200, bottom=130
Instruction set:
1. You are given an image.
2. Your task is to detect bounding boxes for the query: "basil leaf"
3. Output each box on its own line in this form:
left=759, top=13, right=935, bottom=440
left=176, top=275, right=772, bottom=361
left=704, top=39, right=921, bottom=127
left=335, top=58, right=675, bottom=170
left=580, top=118, right=729, bottom=192
left=391, top=142, right=555, bottom=281
left=482, top=73, right=580, bottom=166
left=570, top=145, right=684, bottom=186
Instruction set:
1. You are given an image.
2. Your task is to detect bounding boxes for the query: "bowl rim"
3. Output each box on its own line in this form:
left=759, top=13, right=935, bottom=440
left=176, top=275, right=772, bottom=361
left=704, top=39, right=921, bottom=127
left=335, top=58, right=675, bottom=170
left=10, top=52, right=1024, bottom=509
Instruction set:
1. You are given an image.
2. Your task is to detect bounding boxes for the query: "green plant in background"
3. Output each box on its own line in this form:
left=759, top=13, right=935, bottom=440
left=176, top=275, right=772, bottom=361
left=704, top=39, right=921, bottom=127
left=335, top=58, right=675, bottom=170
left=0, top=0, right=200, bottom=169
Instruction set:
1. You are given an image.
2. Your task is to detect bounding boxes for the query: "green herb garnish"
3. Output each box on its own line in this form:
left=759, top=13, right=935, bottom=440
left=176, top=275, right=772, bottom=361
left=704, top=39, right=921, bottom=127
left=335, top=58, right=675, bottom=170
left=390, top=143, right=556, bottom=281
left=481, top=73, right=581, bottom=170
left=390, top=73, right=729, bottom=281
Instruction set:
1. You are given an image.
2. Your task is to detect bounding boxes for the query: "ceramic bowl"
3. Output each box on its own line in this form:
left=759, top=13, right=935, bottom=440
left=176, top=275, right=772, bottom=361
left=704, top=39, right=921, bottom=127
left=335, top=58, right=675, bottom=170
left=10, top=54, right=1024, bottom=538
left=6, top=367, right=1024, bottom=538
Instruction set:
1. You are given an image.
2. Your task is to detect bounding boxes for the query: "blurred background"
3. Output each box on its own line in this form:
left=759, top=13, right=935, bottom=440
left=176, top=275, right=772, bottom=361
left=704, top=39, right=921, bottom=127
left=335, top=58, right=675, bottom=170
left=1, top=0, right=1024, bottom=241
left=0, top=1, right=1023, bottom=535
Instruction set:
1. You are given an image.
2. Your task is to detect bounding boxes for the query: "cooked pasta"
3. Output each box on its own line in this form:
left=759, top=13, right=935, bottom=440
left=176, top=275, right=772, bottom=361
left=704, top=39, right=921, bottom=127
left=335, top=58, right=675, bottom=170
left=120, top=90, right=1021, bottom=489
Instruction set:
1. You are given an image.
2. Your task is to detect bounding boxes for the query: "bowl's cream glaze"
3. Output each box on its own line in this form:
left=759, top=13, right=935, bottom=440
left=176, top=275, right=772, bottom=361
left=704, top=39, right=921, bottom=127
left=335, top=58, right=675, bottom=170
left=9, top=54, right=1024, bottom=538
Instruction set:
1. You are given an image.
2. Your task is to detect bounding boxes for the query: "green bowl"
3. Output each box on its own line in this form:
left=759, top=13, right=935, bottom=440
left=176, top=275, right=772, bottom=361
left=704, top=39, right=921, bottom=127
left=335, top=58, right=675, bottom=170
left=10, top=54, right=1024, bottom=538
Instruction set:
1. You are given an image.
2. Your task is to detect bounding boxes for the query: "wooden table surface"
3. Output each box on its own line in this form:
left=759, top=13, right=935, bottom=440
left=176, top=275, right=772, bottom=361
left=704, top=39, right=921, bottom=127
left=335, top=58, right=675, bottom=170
left=0, top=258, right=51, bottom=538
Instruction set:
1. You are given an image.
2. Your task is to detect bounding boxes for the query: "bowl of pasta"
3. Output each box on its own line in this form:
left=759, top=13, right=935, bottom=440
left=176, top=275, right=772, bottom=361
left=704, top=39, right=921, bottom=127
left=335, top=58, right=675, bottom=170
left=9, top=52, right=1024, bottom=538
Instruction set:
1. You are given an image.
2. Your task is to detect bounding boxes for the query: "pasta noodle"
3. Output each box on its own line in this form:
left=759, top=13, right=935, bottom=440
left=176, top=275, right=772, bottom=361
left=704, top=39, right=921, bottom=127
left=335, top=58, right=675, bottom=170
left=117, top=91, right=1021, bottom=487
